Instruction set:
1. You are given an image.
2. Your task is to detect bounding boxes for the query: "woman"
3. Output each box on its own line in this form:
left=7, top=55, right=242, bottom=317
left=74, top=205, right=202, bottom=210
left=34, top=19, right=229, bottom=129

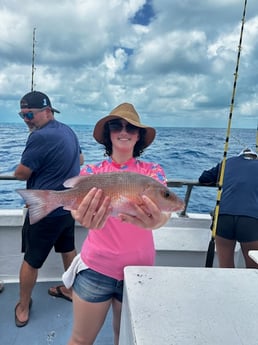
left=67, top=103, right=172, bottom=345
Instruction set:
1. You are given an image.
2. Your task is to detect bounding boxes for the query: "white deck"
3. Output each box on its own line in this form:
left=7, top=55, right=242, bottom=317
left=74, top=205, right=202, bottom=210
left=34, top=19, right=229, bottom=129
left=0, top=209, right=250, bottom=345
left=119, top=266, right=258, bottom=345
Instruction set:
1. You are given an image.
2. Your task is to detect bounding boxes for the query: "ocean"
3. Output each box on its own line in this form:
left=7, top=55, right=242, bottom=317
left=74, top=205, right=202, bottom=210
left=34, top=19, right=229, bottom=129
left=0, top=123, right=256, bottom=213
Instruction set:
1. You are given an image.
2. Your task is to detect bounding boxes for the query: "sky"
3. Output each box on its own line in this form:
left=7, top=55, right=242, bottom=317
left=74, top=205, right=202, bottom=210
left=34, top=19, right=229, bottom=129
left=0, top=0, right=258, bottom=128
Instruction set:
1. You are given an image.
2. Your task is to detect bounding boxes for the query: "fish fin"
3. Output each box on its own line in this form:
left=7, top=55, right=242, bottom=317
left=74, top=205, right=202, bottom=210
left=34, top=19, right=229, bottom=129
left=16, top=189, right=60, bottom=225
left=111, top=196, right=138, bottom=217
left=63, top=176, right=86, bottom=188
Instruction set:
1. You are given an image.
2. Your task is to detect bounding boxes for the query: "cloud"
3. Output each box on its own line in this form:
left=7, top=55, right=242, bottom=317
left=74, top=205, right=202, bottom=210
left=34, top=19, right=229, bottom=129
left=0, top=0, right=257, bottom=128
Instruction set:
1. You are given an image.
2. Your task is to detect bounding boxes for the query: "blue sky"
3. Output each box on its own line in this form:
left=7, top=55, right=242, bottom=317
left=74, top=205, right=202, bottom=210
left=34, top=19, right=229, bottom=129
left=0, top=0, right=258, bottom=128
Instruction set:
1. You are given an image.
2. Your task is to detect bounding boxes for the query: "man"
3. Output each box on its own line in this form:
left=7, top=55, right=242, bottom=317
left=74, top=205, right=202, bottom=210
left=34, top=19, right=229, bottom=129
left=199, top=148, right=258, bottom=269
left=14, top=91, right=80, bottom=327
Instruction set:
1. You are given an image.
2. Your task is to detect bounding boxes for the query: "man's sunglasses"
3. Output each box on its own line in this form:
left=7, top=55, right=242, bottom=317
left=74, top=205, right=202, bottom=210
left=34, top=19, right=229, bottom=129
left=108, top=120, right=139, bottom=134
left=18, top=107, right=48, bottom=120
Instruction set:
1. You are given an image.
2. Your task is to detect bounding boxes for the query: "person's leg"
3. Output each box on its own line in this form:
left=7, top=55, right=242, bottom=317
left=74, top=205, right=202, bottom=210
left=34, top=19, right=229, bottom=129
left=215, top=235, right=236, bottom=268
left=68, top=291, right=111, bottom=345
left=15, top=216, right=48, bottom=325
left=51, top=249, right=77, bottom=301
left=15, top=260, right=37, bottom=323
left=236, top=217, right=258, bottom=268
left=48, top=214, right=76, bottom=300
left=112, top=299, right=122, bottom=345
left=62, top=249, right=77, bottom=270
left=240, top=241, right=258, bottom=268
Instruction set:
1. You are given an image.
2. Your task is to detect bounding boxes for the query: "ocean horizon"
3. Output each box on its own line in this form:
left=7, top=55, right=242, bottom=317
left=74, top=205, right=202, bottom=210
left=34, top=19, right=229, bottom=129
left=0, top=122, right=257, bottom=213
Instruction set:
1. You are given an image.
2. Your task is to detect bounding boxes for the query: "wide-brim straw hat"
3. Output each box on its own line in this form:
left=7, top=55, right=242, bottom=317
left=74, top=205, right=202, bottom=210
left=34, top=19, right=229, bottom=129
left=93, top=103, right=156, bottom=149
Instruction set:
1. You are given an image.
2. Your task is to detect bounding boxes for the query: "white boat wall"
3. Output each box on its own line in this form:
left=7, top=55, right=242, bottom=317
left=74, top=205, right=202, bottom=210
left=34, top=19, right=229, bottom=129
left=0, top=176, right=248, bottom=345
left=0, top=177, right=245, bottom=283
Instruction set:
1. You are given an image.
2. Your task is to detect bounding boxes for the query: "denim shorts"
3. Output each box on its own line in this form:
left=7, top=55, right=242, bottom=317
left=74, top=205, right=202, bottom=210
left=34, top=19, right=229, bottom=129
left=73, top=268, right=124, bottom=303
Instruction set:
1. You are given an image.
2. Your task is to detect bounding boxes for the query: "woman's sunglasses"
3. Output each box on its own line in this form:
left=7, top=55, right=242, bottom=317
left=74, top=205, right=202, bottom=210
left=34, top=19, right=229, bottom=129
left=108, top=120, right=139, bottom=134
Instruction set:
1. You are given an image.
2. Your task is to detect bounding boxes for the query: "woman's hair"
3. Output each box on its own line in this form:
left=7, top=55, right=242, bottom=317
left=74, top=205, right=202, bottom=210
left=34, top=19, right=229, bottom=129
left=102, top=122, right=147, bottom=157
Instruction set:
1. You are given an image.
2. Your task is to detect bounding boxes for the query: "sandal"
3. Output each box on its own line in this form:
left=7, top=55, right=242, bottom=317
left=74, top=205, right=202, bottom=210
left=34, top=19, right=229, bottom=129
left=15, top=298, right=33, bottom=327
left=48, top=285, right=72, bottom=302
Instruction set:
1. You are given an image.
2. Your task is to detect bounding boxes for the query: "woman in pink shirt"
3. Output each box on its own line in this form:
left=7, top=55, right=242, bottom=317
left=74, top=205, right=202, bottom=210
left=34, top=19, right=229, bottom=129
left=67, top=103, right=171, bottom=345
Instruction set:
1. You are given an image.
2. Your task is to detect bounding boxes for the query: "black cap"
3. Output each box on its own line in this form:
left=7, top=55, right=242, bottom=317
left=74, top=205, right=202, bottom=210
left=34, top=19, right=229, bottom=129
left=20, top=91, right=60, bottom=113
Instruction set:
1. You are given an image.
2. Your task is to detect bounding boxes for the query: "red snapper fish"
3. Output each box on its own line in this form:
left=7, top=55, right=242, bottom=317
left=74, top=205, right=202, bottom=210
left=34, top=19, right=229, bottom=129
left=16, top=171, right=185, bottom=225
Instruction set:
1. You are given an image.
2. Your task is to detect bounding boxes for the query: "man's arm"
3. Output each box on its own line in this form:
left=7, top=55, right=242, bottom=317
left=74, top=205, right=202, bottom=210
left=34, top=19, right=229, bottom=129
left=14, top=164, right=32, bottom=181
left=198, top=163, right=220, bottom=186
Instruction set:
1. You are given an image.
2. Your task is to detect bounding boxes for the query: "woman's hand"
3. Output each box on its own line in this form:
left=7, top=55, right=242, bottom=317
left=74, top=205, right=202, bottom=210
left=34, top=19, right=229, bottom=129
left=118, top=195, right=171, bottom=229
left=71, top=188, right=112, bottom=229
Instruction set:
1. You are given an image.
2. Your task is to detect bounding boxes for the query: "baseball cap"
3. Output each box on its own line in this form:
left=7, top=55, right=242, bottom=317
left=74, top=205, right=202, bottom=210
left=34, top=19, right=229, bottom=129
left=238, top=148, right=257, bottom=158
left=20, top=91, right=60, bottom=113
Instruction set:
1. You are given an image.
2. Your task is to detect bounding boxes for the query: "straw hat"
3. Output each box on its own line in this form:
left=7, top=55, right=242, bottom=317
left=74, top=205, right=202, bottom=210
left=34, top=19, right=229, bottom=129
left=93, top=103, right=156, bottom=149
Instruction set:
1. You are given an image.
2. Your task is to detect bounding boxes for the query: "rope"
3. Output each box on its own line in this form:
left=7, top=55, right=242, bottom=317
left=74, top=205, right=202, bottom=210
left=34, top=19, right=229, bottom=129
left=205, top=0, right=248, bottom=267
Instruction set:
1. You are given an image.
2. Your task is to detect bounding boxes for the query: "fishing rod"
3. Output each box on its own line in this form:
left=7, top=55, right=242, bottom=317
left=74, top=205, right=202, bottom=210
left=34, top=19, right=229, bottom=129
left=256, top=122, right=258, bottom=153
left=31, top=27, right=36, bottom=91
left=205, top=0, right=248, bottom=267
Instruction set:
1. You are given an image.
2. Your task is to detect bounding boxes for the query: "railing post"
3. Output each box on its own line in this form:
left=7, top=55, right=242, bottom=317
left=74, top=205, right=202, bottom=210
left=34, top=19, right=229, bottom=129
left=180, top=185, right=193, bottom=216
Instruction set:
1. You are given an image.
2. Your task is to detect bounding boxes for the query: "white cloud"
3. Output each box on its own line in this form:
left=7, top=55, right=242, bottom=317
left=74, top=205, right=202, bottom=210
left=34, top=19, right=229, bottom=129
left=0, top=0, right=257, bottom=127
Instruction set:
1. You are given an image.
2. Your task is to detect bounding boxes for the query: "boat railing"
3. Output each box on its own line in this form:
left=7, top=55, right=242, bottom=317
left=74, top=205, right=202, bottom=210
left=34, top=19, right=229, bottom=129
left=166, top=179, right=216, bottom=216
left=0, top=175, right=216, bottom=216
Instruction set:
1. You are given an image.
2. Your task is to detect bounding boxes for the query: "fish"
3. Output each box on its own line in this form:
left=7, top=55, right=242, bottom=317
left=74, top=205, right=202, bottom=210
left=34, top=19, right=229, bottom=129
left=16, top=171, right=185, bottom=225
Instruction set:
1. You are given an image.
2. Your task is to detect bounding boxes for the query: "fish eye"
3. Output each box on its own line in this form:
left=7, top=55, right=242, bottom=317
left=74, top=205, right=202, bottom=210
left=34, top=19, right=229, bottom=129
left=163, top=190, right=171, bottom=199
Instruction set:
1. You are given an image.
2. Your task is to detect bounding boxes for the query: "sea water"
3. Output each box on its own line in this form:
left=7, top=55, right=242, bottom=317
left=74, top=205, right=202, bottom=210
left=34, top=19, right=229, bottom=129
left=0, top=123, right=256, bottom=213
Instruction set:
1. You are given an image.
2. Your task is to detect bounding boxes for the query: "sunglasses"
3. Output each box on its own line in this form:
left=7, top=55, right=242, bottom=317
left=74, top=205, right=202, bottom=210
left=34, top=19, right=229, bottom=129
left=18, top=107, right=48, bottom=120
left=108, top=120, right=139, bottom=134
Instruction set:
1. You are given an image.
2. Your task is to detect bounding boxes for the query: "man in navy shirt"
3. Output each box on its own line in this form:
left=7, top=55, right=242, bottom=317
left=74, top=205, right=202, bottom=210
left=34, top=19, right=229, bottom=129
left=199, top=148, right=258, bottom=269
left=14, top=91, right=80, bottom=327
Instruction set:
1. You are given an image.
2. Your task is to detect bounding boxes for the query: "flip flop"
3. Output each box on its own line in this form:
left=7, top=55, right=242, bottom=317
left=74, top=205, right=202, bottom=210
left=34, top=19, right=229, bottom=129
left=48, top=285, right=72, bottom=302
left=15, top=298, right=33, bottom=327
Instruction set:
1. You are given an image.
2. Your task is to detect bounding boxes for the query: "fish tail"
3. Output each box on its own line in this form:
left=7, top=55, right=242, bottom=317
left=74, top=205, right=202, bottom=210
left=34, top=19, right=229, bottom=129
left=16, top=189, right=61, bottom=225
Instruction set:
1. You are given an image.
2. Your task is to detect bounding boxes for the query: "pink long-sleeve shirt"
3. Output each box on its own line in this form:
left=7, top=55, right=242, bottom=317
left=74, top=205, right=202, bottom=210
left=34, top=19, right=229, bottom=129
left=80, top=157, right=167, bottom=280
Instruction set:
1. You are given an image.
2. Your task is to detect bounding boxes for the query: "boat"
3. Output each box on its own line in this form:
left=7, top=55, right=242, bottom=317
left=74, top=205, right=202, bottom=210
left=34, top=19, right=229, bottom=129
left=0, top=175, right=250, bottom=345
left=3, top=2, right=256, bottom=342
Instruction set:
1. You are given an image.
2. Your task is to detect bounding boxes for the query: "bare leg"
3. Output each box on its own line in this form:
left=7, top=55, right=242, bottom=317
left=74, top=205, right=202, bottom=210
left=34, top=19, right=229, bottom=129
left=68, top=290, right=111, bottom=345
left=49, top=249, right=77, bottom=300
left=240, top=241, right=258, bottom=268
left=215, top=235, right=236, bottom=268
left=15, top=260, right=38, bottom=323
left=62, top=249, right=77, bottom=270
left=112, top=299, right=122, bottom=345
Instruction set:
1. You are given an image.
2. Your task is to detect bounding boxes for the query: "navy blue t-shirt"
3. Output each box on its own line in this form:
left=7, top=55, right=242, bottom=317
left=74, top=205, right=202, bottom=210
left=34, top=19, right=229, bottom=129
left=199, top=155, right=258, bottom=219
left=21, top=119, right=80, bottom=216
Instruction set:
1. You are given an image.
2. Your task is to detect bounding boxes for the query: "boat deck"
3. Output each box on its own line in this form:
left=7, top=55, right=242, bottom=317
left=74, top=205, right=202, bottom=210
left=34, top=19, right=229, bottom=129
left=0, top=281, right=113, bottom=345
